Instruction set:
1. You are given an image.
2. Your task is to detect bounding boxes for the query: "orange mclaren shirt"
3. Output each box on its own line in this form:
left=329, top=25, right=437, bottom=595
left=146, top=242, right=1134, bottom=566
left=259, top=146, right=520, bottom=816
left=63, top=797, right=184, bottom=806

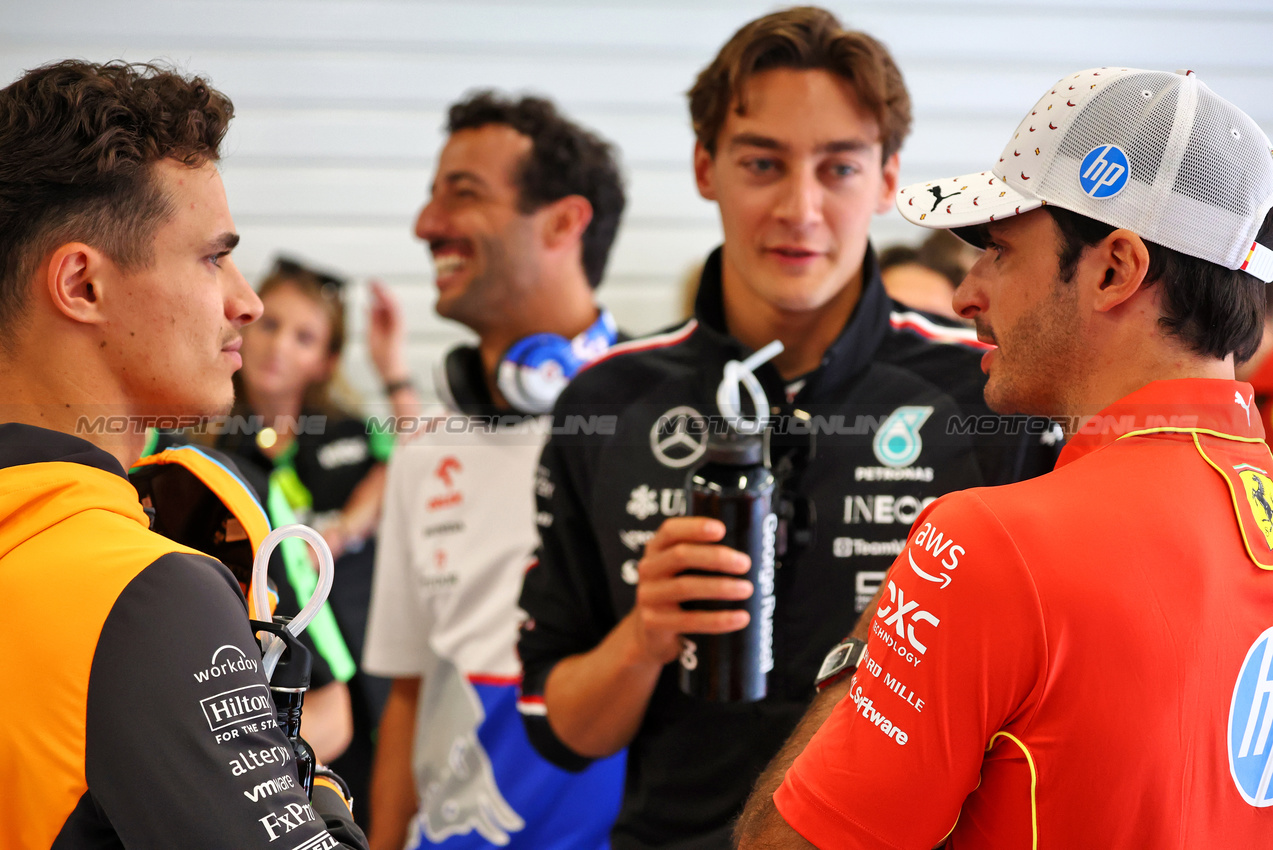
left=776, top=379, right=1273, bottom=849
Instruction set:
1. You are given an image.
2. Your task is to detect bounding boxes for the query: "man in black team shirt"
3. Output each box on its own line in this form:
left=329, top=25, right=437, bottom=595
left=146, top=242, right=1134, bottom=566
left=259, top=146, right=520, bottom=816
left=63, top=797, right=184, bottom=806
left=0, top=61, right=367, bottom=849
left=516, top=8, right=1060, bottom=849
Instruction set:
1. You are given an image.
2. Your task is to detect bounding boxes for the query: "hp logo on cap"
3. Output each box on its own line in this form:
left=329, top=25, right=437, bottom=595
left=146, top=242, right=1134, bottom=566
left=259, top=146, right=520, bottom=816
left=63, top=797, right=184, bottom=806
left=1079, top=145, right=1130, bottom=198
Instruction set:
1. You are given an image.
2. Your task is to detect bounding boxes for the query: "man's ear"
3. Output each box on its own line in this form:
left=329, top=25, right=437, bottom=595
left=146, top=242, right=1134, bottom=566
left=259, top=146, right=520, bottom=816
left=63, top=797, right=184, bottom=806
left=45, top=243, right=109, bottom=325
left=694, top=141, right=718, bottom=202
left=1088, top=229, right=1152, bottom=313
left=542, top=194, right=593, bottom=250
left=875, top=151, right=901, bottom=215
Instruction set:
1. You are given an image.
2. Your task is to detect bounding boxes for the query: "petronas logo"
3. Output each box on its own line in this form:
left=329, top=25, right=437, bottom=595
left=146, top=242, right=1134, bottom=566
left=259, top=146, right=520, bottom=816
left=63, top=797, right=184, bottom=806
left=873, top=406, right=933, bottom=469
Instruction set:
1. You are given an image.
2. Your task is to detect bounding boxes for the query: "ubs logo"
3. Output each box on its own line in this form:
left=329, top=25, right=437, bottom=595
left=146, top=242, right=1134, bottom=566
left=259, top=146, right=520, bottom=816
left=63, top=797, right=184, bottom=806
left=625, top=485, right=686, bottom=521
left=650, top=406, right=707, bottom=468
left=1230, top=626, right=1273, bottom=806
left=1079, top=144, right=1129, bottom=198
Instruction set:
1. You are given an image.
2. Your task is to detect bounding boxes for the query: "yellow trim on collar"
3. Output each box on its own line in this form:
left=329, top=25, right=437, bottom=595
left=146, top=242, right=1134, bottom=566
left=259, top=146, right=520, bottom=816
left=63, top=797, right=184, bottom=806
left=1190, top=433, right=1273, bottom=571
left=1115, top=426, right=1265, bottom=444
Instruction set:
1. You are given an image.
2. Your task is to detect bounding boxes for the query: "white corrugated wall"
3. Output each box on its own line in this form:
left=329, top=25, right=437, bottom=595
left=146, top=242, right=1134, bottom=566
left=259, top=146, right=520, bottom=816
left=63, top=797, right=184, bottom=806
left=3, top=0, right=1271, bottom=402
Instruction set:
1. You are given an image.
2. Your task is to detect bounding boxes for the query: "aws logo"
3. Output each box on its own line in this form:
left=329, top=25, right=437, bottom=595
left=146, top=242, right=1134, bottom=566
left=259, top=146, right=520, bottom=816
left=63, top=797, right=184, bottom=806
left=1239, top=469, right=1273, bottom=549
left=873, top=406, right=932, bottom=468
left=907, top=522, right=965, bottom=589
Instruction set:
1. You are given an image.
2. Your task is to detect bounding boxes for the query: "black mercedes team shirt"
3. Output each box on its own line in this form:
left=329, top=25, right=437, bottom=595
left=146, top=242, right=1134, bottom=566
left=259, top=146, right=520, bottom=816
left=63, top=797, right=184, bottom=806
left=517, top=247, right=1061, bottom=850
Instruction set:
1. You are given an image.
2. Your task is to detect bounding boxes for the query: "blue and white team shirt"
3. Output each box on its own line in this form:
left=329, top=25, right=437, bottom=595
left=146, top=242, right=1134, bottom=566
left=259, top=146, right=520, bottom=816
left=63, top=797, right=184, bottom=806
left=364, top=413, right=625, bottom=849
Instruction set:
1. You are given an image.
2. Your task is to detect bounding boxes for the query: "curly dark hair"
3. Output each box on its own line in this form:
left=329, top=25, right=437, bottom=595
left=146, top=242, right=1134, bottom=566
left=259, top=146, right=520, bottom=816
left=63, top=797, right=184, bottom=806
left=447, top=91, right=625, bottom=289
left=0, top=60, right=233, bottom=340
left=688, top=6, right=912, bottom=161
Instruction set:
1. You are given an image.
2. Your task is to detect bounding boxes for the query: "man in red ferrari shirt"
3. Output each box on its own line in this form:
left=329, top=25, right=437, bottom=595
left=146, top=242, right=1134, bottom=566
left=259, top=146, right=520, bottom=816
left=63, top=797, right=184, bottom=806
left=735, top=67, right=1273, bottom=849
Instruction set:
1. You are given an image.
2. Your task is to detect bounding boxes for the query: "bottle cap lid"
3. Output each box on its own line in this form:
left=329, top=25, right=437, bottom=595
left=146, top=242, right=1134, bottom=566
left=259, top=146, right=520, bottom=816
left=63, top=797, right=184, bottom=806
left=252, top=616, right=312, bottom=690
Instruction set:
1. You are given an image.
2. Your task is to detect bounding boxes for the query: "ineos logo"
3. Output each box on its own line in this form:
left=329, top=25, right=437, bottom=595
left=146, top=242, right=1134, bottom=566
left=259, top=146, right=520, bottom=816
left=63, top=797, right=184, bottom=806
left=650, top=406, right=707, bottom=469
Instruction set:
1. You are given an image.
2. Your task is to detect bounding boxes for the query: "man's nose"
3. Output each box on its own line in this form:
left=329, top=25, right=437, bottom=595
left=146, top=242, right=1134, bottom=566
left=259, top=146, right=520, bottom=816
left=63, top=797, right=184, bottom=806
left=952, top=256, right=991, bottom=321
left=226, top=258, right=263, bottom=326
left=415, top=198, right=444, bottom=242
left=774, top=168, right=823, bottom=230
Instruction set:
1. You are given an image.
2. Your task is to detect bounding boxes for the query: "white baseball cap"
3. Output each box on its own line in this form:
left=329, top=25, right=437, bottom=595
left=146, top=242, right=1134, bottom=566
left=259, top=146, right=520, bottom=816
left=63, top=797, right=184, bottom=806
left=897, top=67, right=1273, bottom=282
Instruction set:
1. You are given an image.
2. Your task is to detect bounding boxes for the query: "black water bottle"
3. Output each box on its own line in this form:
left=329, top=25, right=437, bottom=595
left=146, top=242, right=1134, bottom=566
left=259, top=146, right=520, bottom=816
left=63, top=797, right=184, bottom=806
left=679, top=428, right=778, bottom=702
left=254, top=618, right=316, bottom=797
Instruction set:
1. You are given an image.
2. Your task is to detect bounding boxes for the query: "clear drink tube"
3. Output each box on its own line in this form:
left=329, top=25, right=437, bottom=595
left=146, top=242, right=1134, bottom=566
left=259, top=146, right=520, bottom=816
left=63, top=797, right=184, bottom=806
left=249, top=524, right=334, bottom=679
left=716, top=340, right=784, bottom=434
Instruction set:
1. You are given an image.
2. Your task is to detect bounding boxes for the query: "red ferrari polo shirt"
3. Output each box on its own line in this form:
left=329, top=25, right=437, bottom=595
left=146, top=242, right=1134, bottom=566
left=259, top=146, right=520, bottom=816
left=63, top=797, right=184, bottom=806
left=776, top=379, right=1273, bottom=849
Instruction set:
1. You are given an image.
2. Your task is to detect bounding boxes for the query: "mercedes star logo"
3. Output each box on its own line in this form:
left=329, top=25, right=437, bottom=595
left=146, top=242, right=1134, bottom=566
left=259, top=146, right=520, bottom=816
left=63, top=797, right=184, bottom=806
left=650, top=406, right=707, bottom=469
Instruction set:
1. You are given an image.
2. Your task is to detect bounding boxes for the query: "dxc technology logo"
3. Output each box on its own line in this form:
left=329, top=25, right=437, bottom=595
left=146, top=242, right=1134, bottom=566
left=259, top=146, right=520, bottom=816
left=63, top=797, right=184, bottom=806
left=1079, top=145, right=1130, bottom=198
left=1230, top=626, right=1273, bottom=806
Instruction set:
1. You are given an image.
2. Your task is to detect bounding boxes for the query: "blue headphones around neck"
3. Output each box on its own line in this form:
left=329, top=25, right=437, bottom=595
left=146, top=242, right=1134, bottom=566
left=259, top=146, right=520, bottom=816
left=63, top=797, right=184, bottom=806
left=497, top=309, right=618, bottom=414
left=437, top=309, right=618, bottom=416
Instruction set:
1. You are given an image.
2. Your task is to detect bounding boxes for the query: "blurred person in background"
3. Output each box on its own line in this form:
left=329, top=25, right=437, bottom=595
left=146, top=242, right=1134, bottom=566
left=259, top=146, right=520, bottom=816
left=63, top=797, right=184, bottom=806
left=217, top=255, right=423, bottom=829
left=1237, top=284, right=1273, bottom=437
left=363, top=91, right=628, bottom=850
left=878, top=230, right=978, bottom=321
left=919, top=228, right=981, bottom=279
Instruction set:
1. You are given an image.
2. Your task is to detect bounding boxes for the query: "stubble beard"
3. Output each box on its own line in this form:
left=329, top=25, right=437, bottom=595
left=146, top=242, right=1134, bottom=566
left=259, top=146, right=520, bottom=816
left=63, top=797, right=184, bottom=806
left=983, top=282, right=1080, bottom=420
left=436, top=231, right=529, bottom=335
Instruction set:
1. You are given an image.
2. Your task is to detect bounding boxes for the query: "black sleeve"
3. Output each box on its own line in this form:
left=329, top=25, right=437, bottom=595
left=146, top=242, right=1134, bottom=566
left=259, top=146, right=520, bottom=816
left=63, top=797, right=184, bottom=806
left=516, top=434, right=616, bottom=772
left=85, top=552, right=367, bottom=849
